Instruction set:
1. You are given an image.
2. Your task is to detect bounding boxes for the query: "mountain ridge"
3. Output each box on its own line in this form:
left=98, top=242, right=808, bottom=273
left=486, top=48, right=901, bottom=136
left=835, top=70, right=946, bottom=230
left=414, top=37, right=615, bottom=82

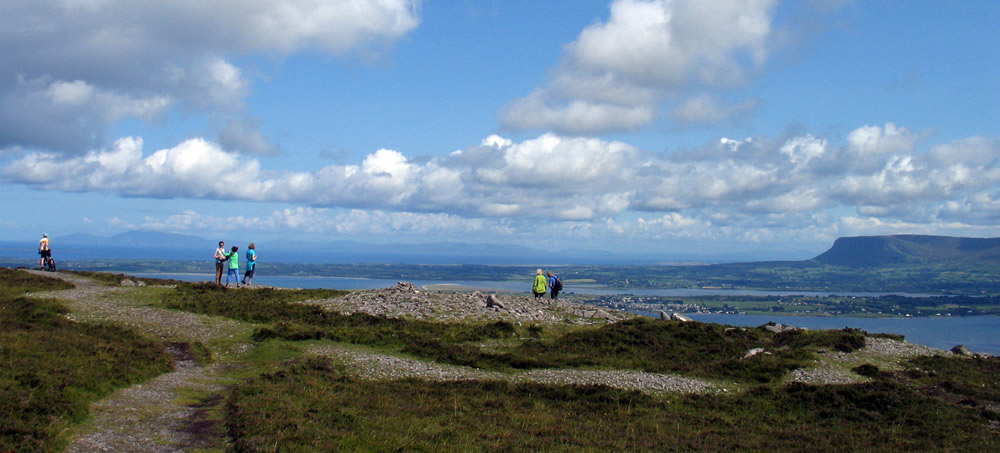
left=812, top=234, right=1000, bottom=267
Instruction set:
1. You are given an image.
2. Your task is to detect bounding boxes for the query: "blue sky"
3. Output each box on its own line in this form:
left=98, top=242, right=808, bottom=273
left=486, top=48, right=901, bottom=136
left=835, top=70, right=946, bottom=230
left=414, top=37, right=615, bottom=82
left=2, top=0, right=999, bottom=261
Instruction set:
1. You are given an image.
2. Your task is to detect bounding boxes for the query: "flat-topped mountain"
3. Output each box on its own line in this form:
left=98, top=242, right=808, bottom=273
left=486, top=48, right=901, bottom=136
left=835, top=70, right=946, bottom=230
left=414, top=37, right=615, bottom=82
left=812, top=234, right=1000, bottom=267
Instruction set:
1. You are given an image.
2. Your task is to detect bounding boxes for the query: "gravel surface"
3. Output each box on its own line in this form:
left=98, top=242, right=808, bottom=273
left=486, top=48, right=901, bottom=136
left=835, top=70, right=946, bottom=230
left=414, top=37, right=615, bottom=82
left=309, top=344, right=727, bottom=394
left=302, top=281, right=633, bottom=325
left=24, top=270, right=244, bottom=452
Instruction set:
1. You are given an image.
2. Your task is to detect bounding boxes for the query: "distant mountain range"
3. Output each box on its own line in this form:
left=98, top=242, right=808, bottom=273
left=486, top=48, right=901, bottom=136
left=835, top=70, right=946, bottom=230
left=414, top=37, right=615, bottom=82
left=5, top=232, right=998, bottom=268
left=812, top=234, right=1000, bottom=267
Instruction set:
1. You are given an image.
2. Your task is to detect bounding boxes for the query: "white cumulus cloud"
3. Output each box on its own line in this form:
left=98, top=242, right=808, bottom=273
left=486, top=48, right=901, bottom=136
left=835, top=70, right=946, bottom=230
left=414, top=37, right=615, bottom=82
left=501, top=0, right=777, bottom=134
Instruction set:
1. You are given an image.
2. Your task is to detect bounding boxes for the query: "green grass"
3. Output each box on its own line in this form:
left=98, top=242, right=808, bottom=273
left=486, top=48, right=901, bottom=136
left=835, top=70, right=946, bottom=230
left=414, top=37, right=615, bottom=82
left=161, top=282, right=518, bottom=346
left=896, top=355, right=1000, bottom=404
left=162, top=283, right=868, bottom=384
left=225, top=357, right=1000, bottom=451
left=164, top=284, right=864, bottom=383
left=0, top=268, right=174, bottom=451
left=0, top=267, right=74, bottom=298
left=403, top=318, right=868, bottom=383
left=64, top=269, right=185, bottom=287
left=6, top=269, right=999, bottom=451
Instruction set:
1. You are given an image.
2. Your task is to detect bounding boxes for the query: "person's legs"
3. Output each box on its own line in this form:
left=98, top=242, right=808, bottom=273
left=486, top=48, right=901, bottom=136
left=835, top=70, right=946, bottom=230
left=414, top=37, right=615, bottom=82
left=215, top=261, right=223, bottom=284
left=551, top=289, right=559, bottom=300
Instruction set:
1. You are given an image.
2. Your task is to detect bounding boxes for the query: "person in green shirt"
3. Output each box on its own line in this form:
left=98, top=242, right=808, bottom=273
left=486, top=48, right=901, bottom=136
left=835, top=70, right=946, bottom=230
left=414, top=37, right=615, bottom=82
left=533, top=269, right=547, bottom=299
left=224, top=245, right=240, bottom=287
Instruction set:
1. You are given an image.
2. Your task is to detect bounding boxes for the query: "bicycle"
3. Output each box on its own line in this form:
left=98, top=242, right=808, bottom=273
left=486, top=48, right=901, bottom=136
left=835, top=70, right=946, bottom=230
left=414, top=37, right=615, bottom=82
left=44, top=255, right=56, bottom=272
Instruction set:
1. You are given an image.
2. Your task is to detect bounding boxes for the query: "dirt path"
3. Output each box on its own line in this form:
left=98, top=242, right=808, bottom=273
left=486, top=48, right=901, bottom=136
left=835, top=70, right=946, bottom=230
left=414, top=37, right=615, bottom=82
left=23, top=270, right=252, bottom=452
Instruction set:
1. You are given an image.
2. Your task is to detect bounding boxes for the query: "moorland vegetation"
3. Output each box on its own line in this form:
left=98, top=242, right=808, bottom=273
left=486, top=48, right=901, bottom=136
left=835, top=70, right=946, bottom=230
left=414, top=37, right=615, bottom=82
left=2, top=267, right=999, bottom=451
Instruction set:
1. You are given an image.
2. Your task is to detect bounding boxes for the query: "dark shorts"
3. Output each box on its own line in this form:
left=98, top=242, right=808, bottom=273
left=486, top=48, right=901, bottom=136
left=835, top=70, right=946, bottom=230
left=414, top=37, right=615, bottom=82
left=39, top=250, right=51, bottom=258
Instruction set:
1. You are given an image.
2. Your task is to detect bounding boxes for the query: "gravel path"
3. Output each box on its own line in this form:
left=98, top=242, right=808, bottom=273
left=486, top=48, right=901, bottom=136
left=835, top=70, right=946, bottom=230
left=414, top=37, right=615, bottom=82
left=23, top=270, right=248, bottom=452
left=65, top=350, right=232, bottom=452
left=308, top=344, right=727, bottom=394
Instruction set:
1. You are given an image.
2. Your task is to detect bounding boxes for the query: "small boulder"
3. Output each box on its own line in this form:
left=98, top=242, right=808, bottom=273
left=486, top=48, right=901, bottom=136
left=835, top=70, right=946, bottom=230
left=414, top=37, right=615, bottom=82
left=743, top=348, right=766, bottom=359
left=762, top=322, right=804, bottom=334
left=486, top=294, right=505, bottom=309
left=392, top=282, right=419, bottom=293
left=119, top=279, right=135, bottom=287
left=950, top=345, right=974, bottom=356
left=670, top=313, right=694, bottom=322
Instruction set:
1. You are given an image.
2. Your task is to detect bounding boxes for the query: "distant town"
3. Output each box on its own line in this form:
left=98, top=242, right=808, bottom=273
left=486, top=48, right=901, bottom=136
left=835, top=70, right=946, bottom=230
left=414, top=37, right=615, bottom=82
left=582, top=293, right=1000, bottom=318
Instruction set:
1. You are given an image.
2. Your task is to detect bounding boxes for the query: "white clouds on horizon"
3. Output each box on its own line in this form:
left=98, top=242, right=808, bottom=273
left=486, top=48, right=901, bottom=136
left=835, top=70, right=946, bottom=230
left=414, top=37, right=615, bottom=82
left=0, top=0, right=422, bottom=153
left=501, top=0, right=777, bottom=134
left=5, top=123, right=1000, bottom=245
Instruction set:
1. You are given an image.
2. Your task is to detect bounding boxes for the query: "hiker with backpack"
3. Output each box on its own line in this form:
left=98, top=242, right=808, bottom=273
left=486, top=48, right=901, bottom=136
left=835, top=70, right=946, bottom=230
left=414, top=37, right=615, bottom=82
left=548, top=271, right=562, bottom=300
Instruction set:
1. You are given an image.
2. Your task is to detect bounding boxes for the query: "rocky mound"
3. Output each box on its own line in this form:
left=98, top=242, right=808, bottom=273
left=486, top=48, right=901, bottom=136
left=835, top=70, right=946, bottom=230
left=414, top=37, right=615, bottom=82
left=301, top=282, right=632, bottom=325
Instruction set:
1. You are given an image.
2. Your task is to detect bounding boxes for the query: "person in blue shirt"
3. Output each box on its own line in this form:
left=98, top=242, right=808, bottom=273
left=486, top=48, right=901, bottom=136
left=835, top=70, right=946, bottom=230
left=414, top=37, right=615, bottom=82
left=242, top=243, right=257, bottom=286
left=548, top=271, right=562, bottom=300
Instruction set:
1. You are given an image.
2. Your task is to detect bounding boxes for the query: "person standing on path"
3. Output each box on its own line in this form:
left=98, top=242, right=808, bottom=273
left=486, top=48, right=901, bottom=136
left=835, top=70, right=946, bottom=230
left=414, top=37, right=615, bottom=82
left=224, top=245, right=240, bottom=287
left=241, top=243, right=256, bottom=286
left=533, top=269, right=548, bottom=299
left=548, top=271, right=561, bottom=300
left=214, top=241, right=226, bottom=285
left=38, top=233, right=51, bottom=269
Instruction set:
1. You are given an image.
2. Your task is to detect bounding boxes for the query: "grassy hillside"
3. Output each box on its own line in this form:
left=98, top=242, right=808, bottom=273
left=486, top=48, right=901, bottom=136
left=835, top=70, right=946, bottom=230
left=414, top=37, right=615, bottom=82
left=3, top=268, right=1000, bottom=450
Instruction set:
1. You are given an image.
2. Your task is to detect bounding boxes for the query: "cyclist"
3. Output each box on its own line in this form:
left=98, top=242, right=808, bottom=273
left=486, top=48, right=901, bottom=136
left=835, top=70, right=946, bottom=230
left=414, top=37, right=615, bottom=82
left=38, top=233, right=51, bottom=269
